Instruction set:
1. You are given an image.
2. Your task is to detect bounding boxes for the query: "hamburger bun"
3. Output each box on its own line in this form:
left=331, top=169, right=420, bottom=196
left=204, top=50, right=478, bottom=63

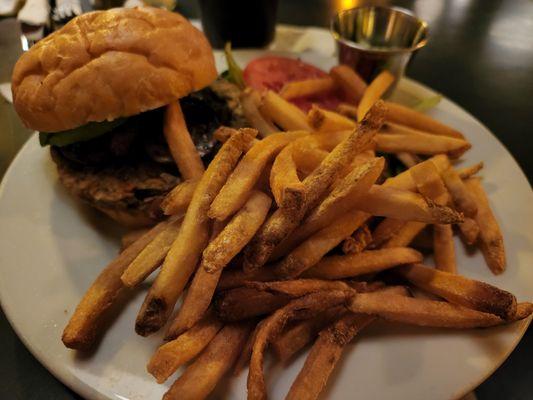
left=11, top=7, right=217, bottom=132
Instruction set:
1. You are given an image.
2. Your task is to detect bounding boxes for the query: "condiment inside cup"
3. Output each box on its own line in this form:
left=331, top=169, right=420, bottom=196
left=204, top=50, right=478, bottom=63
left=331, top=5, right=428, bottom=90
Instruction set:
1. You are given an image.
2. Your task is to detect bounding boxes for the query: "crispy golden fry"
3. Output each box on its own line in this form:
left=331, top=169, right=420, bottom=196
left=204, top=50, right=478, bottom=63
left=409, top=227, right=434, bottom=251
left=465, top=178, right=506, bottom=274
left=209, top=132, right=306, bottom=220
left=286, top=314, right=375, bottom=400
left=160, top=179, right=199, bottom=216
left=244, top=103, right=385, bottom=273
left=163, top=322, right=252, bottom=400
left=357, top=70, right=394, bottom=121
left=121, top=215, right=183, bottom=287
left=246, top=279, right=353, bottom=297
left=234, top=320, right=264, bottom=375
left=441, top=166, right=478, bottom=217
left=120, top=228, right=150, bottom=251
left=458, top=217, right=480, bottom=246
left=280, top=77, right=336, bottom=100
left=218, top=268, right=277, bottom=291
left=215, top=287, right=291, bottom=322
left=163, top=102, right=205, bottom=179
left=433, top=224, right=457, bottom=273
left=248, top=290, right=354, bottom=400
left=270, top=143, right=306, bottom=210
left=329, top=65, right=367, bottom=104
left=308, top=105, right=357, bottom=132
left=136, top=129, right=257, bottom=336
left=396, top=263, right=517, bottom=319
left=240, top=88, right=278, bottom=137
left=384, top=101, right=465, bottom=139
left=375, top=132, right=471, bottom=158
left=410, top=159, right=450, bottom=204
left=300, top=158, right=384, bottom=231
left=304, top=248, right=422, bottom=279
left=383, top=154, right=451, bottom=191
left=292, top=145, right=329, bottom=176
left=274, top=210, right=370, bottom=278
left=369, top=218, right=405, bottom=248
left=336, top=103, right=358, bottom=119
left=395, top=152, right=421, bottom=168
left=341, top=224, right=372, bottom=254
left=347, top=292, right=531, bottom=328
left=205, top=191, right=272, bottom=273
left=62, top=219, right=171, bottom=349
left=354, top=185, right=463, bottom=223
left=457, top=162, right=484, bottom=179
left=384, top=221, right=427, bottom=248
left=272, top=306, right=345, bottom=363
left=147, top=310, right=223, bottom=383
left=260, top=90, right=312, bottom=131
left=165, top=221, right=226, bottom=338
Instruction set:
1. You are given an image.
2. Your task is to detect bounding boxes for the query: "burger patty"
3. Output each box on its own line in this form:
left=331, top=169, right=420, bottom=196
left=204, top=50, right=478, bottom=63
left=50, top=80, right=246, bottom=225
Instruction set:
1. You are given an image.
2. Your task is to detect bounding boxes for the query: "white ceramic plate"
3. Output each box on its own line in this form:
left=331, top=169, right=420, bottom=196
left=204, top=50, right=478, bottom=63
left=1, top=49, right=532, bottom=400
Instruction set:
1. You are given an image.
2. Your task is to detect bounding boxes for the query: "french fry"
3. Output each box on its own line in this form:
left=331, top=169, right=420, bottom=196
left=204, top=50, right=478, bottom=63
left=304, top=248, right=423, bottom=280
left=163, top=102, right=205, bottom=180
left=395, top=152, right=421, bottom=168
left=135, top=128, right=257, bottom=336
left=357, top=70, right=394, bottom=121
left=457, top=162, right=484, bottom=179
left=280, top=77, right=336, bottom=100
left=286, top=314, right=375, bottom=400
left=384, top=221, right=427, bottom=248
left=336, top=103, right=358, bottom=119
left=205, top=191, right=272, bottom=273
left=384, top=101, right=465, bottom=139
left=347, top=292, right=531, bottom=328
left=433, top=224, right=457, bottom=273
left=353, top=185, right=463, bottom=223
left=274, top=210, right=370, bottom=278
left=458, top=217, right=480, bottom=246
left=259, top=90, right=312, bottom=131
left=244, top=103, right=385, bottom=273
left=247, top=279, right=353, bottom=298
left=441, top=166, right=478, bottom=217
left=209, top=131, right=306, bottom=220
left=308, top=105, right=357, bottom=132
left=240, top=88, right=278, bottom=137
left=329, top=65, right=367, bottom=104
left=160, top=179, right=198, bottom=216
left=234, top=320, right=263, bottom=375
left=270, top=143, right=306, bottom=210
left=341, top=224, right=372, bottom=254
left=248, top=290, right=354, bottom=400
left=62, top=219, right=171, bottom=349
left=165, top=221, right=226, bottom=339
left=147, top=309, right=223, bottom=383
left=375, top=132, right=471, bottom=158
left=292, top=145, right=329, bottom=176
left=465, top=178, right=506, bottom=274
left=369, top=218, right=405, bottom=248
left=396, top=263, right=517, bottom=319
left=383, top=154, right=451, bottom=191
left=121, top=215, right=183, bottom=287
left=120, top=228, right=149, bottom=251
left=163, top=322, right=252, bottom=400
left=218, top=268, right=277, bottom=291
left=214, top=287, right=291, bottom=322
left=272, top=306, right=345, bottom=363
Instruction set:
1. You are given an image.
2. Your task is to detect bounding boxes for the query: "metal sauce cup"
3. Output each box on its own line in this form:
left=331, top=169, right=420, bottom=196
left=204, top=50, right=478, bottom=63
left=331, top=5, right=428, bottom=86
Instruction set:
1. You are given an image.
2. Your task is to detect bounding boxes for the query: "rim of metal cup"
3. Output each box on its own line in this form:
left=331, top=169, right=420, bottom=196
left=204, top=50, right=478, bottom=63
left=331, top=5, right=429, bottom=55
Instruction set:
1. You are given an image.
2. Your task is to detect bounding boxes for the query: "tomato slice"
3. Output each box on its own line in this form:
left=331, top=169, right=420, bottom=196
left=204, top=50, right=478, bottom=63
left=243, top=56, right=344, bottom=111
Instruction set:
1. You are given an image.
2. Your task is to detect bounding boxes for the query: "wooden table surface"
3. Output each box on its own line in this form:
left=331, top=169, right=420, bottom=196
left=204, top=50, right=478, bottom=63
left=0, top=0, right=531, bottom=399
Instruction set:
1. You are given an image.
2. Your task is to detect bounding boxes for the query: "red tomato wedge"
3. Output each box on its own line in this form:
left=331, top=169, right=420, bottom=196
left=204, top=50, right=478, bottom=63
left=243, top=56, right=344, bottom=111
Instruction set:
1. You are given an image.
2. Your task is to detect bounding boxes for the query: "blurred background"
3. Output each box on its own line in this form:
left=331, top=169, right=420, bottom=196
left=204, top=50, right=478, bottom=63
left=0, top=0, right=532, bottom=399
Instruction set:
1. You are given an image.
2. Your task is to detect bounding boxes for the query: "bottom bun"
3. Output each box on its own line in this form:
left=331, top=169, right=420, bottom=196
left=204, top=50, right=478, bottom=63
left=50, top=148, right=179, bottom=228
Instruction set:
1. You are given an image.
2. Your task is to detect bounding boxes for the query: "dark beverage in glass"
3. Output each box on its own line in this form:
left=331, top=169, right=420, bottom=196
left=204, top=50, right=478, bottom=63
left=198, top=0, right=278, bottom=49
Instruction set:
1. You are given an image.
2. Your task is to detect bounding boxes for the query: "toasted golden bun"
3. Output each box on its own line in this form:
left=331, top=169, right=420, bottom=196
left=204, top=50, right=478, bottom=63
left=11, top=7, right=217, bottom=132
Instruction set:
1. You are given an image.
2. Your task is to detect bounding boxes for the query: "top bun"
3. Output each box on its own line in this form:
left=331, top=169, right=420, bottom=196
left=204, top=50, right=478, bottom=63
left=11, top=7, right=217, bottom=132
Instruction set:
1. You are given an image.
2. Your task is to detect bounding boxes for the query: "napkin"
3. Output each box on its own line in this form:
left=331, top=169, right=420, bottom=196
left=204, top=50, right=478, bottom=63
left=17, top=0, right=49, bottom=26
left=0, top=0, right=21, bottom=16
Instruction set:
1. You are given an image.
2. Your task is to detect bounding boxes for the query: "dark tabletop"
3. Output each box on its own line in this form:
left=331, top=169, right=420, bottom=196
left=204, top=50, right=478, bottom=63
left=1, top=0, right=532, bottom=399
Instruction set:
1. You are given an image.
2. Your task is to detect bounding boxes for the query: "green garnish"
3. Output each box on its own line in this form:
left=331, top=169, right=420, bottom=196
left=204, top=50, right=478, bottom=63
left=412, top=95, right=442, bottom=113
left=39, top=118, right=127, bottom=147
left=224, top=42, right=245, bottom=89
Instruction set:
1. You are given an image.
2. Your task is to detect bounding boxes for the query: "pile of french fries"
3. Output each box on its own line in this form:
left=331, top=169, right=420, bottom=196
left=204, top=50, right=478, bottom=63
left=62, top=64, right=532, bottom=400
